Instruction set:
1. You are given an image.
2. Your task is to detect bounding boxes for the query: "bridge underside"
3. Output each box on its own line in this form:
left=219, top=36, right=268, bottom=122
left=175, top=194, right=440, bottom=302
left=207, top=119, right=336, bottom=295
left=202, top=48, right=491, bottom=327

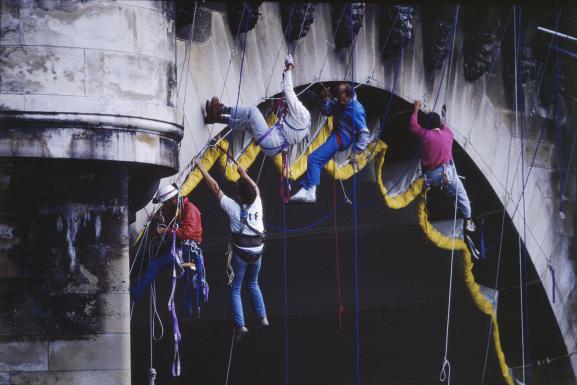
left=130, top=87, right=575, bottom=385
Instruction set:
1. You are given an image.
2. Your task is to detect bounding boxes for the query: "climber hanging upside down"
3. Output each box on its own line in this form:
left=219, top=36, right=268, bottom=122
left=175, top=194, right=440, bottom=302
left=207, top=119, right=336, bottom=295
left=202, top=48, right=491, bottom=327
left=204, top=54, right=313, bottom=156
left=410, top=100, right=475, bottom=233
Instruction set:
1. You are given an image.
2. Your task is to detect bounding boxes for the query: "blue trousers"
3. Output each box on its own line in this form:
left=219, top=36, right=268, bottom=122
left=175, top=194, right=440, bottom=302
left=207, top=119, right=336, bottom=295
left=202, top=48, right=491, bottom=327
left=301, top=131, right=353, bottom=188
left=230, top=254, right=267, bottom=327
left=424, top=161, right=472, bottom=219
left=131, top=249, right=174, bottom=302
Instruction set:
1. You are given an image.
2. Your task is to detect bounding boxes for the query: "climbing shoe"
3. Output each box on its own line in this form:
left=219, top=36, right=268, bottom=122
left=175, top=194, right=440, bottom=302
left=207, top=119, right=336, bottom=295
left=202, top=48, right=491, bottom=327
left=465, top=218, right=476, bottom=233
left=256, top=316, right=269, bottom=329
left=288, top=186, right=316, bottom=203
left=234, top=325, right=249, bottom=343
left=204, top=97, right=224, bottom=124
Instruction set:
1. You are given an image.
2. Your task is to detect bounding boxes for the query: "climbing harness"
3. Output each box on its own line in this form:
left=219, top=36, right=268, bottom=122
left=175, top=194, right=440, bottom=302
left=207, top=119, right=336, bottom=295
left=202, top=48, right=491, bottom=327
left=226, top=202, right=266, bottom=284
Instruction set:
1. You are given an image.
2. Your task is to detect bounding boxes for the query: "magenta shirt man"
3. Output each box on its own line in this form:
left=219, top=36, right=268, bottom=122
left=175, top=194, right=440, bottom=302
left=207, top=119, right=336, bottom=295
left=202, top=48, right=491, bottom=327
left=409, top=108, right=454, bottom=171
left=408, top=100, right=475, bottom=233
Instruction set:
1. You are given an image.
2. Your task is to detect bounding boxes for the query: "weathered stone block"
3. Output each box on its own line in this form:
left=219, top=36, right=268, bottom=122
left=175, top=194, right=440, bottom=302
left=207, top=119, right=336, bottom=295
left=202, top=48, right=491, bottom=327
left=23, top=94, right=142, bottom=117
left=20, top=1, right=134, bottom=53
left=0, top=0, right=21, bottom=44
left=0, top=339, right=48, bottom=371
left=97, top=293, right=129, bottom=334
left=9, top=369, right=130, bottom=385
left=524, top=139, right=557, bottom=170
left=0, top=372, right=8, bottom=385
left=118, top=0, right=166, bottom=12
left=0, top=46, right=85, bottom=96
left=133, top=5, right=174, bottom=59
left=0, top=94, right=25, bottom=111
left=85, top=50, right=172, bottom=106
left=48, top=334, right=130, bottom=370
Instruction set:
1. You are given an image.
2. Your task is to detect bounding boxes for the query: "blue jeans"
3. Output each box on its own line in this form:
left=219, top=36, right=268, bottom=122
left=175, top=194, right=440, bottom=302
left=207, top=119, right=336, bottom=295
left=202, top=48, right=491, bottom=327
left=424, top=161, right=472, bottom=219
left=301, top=131, right=353, bottom=188
left=131, top=248, right=174, bottom=302
left=230, top=254, right=267, bottom=327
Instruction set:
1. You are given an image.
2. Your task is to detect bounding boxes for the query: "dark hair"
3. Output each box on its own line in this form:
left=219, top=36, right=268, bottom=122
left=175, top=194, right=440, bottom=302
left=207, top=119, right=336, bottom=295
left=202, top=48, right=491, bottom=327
left=237, top=179, right=257, bottom=205
left=425, top=112, right=441, bottom=130
left=337, top=83, right=354, bottom=98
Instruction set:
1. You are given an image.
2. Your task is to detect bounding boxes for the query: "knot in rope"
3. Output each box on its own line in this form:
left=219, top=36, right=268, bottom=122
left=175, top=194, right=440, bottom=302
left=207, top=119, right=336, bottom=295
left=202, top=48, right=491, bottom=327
left=148, top=368, right=157, bottom=385
left=439, top=357, right=451, bottom=384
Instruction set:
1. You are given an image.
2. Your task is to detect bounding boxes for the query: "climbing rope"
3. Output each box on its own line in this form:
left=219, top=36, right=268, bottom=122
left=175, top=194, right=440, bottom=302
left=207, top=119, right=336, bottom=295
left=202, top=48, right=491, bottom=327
left=439, top=171, right=460, bottom=385
left=263, top=4, right=297, bottom=99
left=282, top=196, right=289, bottom=385
left=290, top=3, right=312, bottom=56
left=350, top=5, right=361, bottom=385
left=513, top=7, right=528, bottom=383
left=225, top=329, right=236, bottom=385
left=333, top=164, right=344, bottom=329
left=263, top=3, right=348, bottom=102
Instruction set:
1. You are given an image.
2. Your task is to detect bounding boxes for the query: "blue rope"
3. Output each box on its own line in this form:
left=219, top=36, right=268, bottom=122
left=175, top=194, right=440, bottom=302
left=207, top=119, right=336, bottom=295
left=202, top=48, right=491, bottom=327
left=350, top=4, right=361, bottom=385
left=549, top=44, right=577, bottom=60
left=508, top=9, right=560, bottom=221
left=283, top=200, right=289, bottom=385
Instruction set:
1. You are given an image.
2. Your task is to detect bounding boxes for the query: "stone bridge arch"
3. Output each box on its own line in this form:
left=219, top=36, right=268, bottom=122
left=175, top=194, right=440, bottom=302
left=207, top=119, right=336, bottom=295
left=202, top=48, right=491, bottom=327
left=170, top=2, right=577, bottom=380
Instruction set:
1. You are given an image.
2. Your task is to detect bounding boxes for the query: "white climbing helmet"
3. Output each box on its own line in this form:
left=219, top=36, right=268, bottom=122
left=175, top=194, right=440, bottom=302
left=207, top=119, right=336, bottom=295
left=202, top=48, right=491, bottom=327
left=153, top=183, right=179, bottom=204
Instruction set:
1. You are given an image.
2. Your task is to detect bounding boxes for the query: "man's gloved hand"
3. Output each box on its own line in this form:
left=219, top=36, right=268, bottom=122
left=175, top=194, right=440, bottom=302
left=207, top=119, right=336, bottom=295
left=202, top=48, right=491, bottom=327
left=285, top=54, right=294, bottom=70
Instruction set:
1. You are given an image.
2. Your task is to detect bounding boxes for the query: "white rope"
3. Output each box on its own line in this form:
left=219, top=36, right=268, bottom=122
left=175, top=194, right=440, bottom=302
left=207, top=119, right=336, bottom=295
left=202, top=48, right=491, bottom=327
left=513, top=7, right=526, bottom=384
left=262, top=4, right=348, bottom=103
left=151, top=282, right=165, bottom=341
left=256, top=153, right=267, bottom=184
left=176, top=2, right=198, bottom=98
left=444, top=6, right=460, bottom=110
left=225, top=329, right=236, bottom=385
left=439, top=170, right=460, bottom=385
left=290, top=2, right=312, bottom=56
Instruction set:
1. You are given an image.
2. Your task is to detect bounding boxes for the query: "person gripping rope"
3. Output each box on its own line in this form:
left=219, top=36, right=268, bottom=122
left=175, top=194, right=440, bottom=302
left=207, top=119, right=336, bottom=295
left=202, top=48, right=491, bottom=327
left=130, top=184, right=205, bottom=307
left=289, top=83, right=370, bottom=203
left=195, top=159, right=269, bottom=343
left=409, top=100, right=475, bottom=232
left=204, top=54, right=313, bottom=156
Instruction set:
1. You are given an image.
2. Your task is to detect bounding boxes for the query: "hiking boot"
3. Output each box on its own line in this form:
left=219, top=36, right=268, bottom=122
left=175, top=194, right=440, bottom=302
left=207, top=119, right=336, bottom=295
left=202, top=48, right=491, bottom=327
left=234, top=325, right=249, bottom=343
left=256, top=316, right=269, bottom=329
left=289, top=186, right=316, bottom=203
left=205, top=97, right=224, bottom=124
left=465, top=218, right=476, bottom=233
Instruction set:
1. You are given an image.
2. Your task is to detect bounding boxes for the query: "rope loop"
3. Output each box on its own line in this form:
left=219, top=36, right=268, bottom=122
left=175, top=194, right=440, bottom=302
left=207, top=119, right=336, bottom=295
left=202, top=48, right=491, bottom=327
left=439, top=357, right=451, bottom=383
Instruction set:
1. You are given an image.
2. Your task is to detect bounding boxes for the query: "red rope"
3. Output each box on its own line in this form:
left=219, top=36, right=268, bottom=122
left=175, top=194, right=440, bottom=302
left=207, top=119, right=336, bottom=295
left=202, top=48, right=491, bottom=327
left=333, top=177, right=344, bottom=329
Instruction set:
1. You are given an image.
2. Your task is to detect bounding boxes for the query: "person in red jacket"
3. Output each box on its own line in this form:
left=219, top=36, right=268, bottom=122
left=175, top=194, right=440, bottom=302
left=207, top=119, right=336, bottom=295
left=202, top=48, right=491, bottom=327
left=131, top=183, right=203, bottom=302
left=410, top=100, right=475, bottom=232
